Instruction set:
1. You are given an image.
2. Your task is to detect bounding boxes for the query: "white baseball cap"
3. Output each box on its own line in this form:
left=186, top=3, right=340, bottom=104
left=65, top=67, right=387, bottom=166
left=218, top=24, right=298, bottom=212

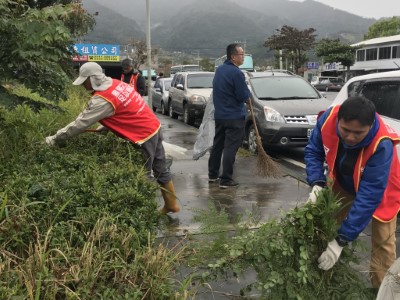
left=73, top=62, right=104, bottom=85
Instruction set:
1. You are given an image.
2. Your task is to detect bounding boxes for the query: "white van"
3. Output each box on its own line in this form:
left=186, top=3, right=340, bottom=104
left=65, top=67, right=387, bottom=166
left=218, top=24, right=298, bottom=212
left=311, top=76, right=340, bottom=86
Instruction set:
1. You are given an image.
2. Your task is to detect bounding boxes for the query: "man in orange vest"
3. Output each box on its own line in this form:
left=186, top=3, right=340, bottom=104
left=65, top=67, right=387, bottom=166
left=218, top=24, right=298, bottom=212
left=121, top=58, right=146, bottom=96
left=45, top=62, right=179, bottom=215
left=305, top=96, right=400, bottom=288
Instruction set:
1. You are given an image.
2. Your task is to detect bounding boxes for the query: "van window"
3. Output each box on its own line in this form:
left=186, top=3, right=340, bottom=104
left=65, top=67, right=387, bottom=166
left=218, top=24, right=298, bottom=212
left=348, top=80, right=400, bottom=120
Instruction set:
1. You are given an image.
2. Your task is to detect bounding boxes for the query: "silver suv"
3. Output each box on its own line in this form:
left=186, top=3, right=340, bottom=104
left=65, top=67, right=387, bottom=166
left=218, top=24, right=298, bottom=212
left=168, top=71, right=214, bottom=125
left=244, top=71, right=331, bottom=152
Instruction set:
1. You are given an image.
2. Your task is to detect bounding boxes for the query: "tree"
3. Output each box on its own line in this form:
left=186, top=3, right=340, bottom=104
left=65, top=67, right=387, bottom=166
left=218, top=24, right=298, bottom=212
left=264, top=25, right=316, bottom=74
left=315, top=38, right=356, bottom=80
left=0, top=0, right=95, bottom=100
left=200, top=57, right=214, bottom=72
left=364, top=17, right=400, bottom=40
left=125, top=39, right=158, bottom=70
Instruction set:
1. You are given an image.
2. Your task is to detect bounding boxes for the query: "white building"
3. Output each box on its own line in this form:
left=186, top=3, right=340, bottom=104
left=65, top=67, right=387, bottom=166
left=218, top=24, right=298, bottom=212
left=351, top=34, right=400, bottom=74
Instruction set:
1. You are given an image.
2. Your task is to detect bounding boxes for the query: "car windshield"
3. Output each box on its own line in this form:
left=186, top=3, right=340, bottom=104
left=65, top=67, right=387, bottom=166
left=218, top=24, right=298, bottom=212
left=250, top=76, right=320, bottom=99
left=187, top=74, right=214, bottom=88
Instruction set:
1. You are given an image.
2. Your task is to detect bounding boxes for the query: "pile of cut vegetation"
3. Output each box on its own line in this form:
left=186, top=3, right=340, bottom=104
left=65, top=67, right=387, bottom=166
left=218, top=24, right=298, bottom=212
left=188, top=188, right=375, bottom=299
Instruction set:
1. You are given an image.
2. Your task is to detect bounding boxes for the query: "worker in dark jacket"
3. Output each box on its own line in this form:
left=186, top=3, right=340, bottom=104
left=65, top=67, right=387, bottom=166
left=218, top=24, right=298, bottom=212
left=208, top=43, right=250, bottom=189
left=305, top=96, right=400, bottom=288
left=121, top=58, right=146, bottom=96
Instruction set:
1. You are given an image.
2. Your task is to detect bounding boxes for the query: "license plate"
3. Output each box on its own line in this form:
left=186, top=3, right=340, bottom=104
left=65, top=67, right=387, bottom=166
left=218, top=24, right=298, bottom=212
left=307, top=128, right=313, bottom=138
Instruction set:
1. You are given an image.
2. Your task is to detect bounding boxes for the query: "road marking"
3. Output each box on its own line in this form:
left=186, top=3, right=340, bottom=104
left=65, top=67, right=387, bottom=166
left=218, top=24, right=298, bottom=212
left=277, top=155, right=306, bottom=169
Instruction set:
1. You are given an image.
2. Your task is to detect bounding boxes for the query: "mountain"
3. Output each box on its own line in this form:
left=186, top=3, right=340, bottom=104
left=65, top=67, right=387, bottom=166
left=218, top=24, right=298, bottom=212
left=81, top=0, right=144, bottom=44
left=81, top=0, right=376, bottom=61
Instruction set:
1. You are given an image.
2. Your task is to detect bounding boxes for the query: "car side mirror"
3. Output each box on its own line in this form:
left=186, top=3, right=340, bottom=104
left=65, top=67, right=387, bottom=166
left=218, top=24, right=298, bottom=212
left=155, top=87, right=161, bottom=92
left=177, top=84, right=184, bottom=90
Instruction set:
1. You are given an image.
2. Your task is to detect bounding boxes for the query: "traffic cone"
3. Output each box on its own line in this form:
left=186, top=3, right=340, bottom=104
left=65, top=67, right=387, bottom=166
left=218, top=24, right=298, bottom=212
left=160, top=180, right=180, bottom=214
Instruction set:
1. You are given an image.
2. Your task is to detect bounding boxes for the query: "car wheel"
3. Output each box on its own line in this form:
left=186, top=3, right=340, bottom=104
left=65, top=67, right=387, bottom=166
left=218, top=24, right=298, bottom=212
left=183, top=104, right=195, bottom=125
left=161, top=101, right=168, bottom=115
left=247, top=124, right=258, bottom=154
left=169, top=101, right=178, bottom=119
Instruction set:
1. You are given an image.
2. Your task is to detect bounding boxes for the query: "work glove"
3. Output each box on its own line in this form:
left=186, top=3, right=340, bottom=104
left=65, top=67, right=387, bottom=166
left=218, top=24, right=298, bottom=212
left=45, top=135, right=56, bottom=146
left=306, top=185, right=323, bottom=203
left=318, top=239, right=343, bottom=270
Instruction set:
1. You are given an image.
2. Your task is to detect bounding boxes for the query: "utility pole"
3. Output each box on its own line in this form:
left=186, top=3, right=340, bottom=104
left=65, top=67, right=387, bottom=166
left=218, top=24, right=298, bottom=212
left=146, top=0, right=152, bottom=107
left=192, top=50, right=200, bottom=66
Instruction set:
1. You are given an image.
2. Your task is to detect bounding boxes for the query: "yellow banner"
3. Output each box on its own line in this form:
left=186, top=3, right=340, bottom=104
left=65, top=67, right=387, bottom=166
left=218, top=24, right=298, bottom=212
left=88, top=55, right=120, bottom=62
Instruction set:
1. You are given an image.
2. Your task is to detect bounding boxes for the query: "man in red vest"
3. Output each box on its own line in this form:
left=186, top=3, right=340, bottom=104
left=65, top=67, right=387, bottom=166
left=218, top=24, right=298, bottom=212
left=305, top=96, right=400, bottom=288
left=45, top=62, right=179, bottom=215
left=121, top=58, right=146, bottom=96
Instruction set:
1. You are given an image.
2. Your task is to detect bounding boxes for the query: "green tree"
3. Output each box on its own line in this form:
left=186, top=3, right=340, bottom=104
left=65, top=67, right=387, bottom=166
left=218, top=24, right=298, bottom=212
left=200, top=57, right=214, bottom=72
left=315, top=38, right=356, bottom=80
left=364, top=17, right=400, bottom=39
left=264, top=25, right=316, bottom=74
left=0, top=0, right=95, bottom=100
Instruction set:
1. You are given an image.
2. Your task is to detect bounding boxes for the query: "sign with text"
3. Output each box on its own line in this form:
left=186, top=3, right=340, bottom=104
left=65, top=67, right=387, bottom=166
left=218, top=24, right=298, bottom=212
left=307, top=62, right=319, bottom=69
left=323, top=62, right=343, bottom=71
left=73, top=44, right=120, bottom=62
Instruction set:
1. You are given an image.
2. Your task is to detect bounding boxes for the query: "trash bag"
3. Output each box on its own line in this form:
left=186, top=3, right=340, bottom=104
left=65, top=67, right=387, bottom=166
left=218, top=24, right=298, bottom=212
left=193, top=93, right=215, bottom=160
left=376, top=257, right=400, bottom=300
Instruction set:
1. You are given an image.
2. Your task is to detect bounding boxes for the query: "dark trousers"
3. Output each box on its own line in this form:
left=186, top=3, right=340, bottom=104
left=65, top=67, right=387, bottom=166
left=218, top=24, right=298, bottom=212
left=141, top=129, right=172, bottom=184
left=208, top=119, right=244, bottom=183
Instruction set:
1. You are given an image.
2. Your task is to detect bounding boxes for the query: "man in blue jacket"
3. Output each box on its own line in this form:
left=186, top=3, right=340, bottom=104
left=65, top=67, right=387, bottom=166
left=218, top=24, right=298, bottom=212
left=305, top=96, right=400, bottom=288
left=208, top=43, right=250, bottom=188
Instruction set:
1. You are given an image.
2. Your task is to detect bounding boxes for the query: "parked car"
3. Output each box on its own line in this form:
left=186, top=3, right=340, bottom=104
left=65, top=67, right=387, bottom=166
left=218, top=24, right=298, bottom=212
left=151, top=77, right=172, bottom=115
left=313, top=77, right=345, bottom=91
left=168, top=71, right=214, bottom=125
left=330, top=70, right=400, bottom=157
left=243, top=71, right=331, bottom=152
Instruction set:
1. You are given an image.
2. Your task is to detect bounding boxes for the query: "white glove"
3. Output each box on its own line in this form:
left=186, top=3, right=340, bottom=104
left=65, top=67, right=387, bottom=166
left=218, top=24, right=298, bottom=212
left=45, top=135, right=56, bottom=146
left=318, top=239, right=343, bottom=270
left=307, top=185, right=323, bottom=203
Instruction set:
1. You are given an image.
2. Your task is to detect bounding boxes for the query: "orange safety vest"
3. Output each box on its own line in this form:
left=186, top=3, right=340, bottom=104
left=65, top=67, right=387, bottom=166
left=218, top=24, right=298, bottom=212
left=95, top=79, right=160, bottom=144
left=321, top=105, right=400, bottom=221
left=121, top=73, right=139, bottom=92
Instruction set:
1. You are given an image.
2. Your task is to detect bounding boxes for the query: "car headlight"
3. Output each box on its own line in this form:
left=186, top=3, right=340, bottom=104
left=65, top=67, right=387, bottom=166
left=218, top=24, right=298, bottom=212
left=264, top=106, right=285, bottom=123
left=189, top=95, right=207, bottom=104
left=306, top=115, right=318, bottom=125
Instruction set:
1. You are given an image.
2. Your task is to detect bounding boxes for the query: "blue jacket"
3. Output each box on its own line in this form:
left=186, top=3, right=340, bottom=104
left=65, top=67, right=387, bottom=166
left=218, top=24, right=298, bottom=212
left=304, top=107, right=394, bottom=241
left=213, top=60, right=250, bottom=120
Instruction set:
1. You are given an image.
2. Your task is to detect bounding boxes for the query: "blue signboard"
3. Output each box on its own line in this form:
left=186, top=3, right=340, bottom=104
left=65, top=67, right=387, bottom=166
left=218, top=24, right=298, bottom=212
left=307, top=62, right=319, bottom=69
left=72, top=44, right=120, bottom=62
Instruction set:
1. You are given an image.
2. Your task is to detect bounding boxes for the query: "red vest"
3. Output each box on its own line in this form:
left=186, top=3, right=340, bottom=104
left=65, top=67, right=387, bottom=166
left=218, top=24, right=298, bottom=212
left=321, top=106, right=400, bottom=221
left=121, top=73, right=139, bottom=92
left=95, top=79, right=160, bottom=144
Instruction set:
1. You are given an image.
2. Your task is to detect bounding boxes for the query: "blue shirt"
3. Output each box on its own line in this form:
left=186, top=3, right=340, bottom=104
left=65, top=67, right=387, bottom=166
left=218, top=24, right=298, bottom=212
left=213, top=60, right=250, bottom=120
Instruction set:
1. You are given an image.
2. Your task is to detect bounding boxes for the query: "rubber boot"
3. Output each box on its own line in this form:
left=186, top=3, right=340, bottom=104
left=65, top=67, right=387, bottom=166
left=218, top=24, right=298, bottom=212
left=160, top=180, right=180, bottom=214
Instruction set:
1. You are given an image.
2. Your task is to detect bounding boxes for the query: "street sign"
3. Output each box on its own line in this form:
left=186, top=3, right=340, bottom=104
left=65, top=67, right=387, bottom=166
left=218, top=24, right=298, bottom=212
left=72, top=44, right=120, bottom=62
left=307, top=62, right=319, bottom=69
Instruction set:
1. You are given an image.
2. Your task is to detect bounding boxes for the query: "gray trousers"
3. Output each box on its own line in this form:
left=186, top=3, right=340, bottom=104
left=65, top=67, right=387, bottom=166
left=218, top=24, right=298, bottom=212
left=140, top=129, right=171, bottom=184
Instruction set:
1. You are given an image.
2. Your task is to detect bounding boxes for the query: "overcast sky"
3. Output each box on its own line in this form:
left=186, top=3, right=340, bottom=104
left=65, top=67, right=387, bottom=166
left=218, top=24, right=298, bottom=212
left=294, top=0, right=400, bottom=19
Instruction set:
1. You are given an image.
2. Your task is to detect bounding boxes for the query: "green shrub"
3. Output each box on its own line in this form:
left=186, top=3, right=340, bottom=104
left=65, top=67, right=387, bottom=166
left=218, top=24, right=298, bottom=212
left=0, top=89, right=185, bottom=299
